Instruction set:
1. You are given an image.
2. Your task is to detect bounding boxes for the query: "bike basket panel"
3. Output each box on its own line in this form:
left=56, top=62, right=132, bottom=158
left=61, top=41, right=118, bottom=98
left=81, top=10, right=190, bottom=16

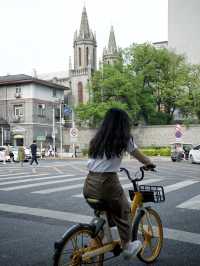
left=129, top=185, right=165, bottom=203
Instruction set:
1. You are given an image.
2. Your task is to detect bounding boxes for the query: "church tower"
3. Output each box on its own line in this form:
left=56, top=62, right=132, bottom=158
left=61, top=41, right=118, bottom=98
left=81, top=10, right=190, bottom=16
left=69, top=6, right=97, bottom=106
left=103, top=26, right=119, bottom=65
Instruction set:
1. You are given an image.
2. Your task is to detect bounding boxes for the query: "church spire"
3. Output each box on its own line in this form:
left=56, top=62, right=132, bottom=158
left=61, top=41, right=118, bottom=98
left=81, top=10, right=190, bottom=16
left=103, top=26, right=119, bottom=65
left=108, top=26, right=117, bottom=53
left=79, top=6, right=90, bottom=39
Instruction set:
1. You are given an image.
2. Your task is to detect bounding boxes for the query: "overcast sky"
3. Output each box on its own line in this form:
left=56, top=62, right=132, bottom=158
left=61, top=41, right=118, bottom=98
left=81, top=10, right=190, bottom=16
left=0, top=0, right=168, bottom=76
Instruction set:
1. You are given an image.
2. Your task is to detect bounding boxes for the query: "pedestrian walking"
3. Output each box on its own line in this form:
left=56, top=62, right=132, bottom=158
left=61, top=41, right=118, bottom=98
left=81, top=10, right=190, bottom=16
left=30, top=140, right=38, bottom=165
left=18, top=146, right=25, bottom=167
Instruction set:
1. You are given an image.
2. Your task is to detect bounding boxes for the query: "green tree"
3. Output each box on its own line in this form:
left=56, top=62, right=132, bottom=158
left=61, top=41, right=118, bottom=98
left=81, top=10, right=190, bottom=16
left=125, top=43, right=191, bottom=124
left=76, top=43, right=199, bottom=127
left=76, top=59, right=140, bottom=127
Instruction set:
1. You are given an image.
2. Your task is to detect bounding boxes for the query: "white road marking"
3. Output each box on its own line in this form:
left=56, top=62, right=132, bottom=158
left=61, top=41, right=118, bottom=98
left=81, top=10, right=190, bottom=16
left=164, top=180, right=199, bottom=193
left=32, top=168, right=37, bottom=174
left=0, top=203, right=200, bottom=245
left=53, top=167, right=64, bottom=174
left=0, top=176, right=82, bottom=191
left=0, top=173, right=48, bottom=181
left=0, top=172, right=28, bottom=177
left=32, top=183, right=84, bottom=194
left=0, top=203, right=90, bottom=224
left=0, top=174, right=75, bottom=186
left=64, top=163, right=88, bottom=173
left=177, top=194, right=200, bottom=210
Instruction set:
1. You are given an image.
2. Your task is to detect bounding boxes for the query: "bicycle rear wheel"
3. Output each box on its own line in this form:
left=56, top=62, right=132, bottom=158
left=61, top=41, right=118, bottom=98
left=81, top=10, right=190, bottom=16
left=132, top=208, right=163, bottom=264
left=53, top=224, right=103, bottom=266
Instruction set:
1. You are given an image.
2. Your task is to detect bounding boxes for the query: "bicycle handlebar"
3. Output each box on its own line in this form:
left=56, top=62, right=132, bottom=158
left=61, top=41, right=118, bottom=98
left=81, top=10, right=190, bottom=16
left=120, top=164, right=156, bottom=182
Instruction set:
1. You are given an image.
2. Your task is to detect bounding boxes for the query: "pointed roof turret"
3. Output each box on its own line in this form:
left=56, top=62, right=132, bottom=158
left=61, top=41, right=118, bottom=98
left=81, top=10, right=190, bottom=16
left=108, top=26, right=117, bottom=53
left=103, top=26, right=119, bottom=65
left=79, top=6, right=90, bottom=39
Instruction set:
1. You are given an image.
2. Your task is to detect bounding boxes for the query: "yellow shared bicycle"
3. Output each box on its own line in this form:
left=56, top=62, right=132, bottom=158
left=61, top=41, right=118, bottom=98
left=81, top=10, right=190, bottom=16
left=53, top=166, right=165, bottom=265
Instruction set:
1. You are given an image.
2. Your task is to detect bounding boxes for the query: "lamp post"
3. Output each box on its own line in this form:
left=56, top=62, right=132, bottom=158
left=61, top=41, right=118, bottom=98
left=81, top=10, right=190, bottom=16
left=52, top=98, right=63, bottom=159
left=59, top=100, right=63, bottom=159
left=1, top=127, right=3, bottom=146
left=52, top=104, right=56, bottom=158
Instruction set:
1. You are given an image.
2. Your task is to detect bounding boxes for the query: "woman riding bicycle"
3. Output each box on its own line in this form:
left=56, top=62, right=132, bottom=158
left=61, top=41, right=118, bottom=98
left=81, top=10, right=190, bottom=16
left=83, top=108, right=155, bottom=260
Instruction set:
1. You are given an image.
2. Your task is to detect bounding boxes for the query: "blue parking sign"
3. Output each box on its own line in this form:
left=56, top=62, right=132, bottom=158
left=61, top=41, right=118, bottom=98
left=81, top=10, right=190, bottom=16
left=64, top=106, right=72, bottom=115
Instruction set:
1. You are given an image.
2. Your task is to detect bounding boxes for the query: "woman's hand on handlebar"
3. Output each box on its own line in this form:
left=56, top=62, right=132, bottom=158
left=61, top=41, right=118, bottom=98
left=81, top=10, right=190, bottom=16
left=142, top=164, right=156, bottom=171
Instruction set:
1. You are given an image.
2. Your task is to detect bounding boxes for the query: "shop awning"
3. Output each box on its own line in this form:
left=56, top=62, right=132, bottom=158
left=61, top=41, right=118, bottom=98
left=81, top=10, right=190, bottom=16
left=14, top=134, right=24, bottom=139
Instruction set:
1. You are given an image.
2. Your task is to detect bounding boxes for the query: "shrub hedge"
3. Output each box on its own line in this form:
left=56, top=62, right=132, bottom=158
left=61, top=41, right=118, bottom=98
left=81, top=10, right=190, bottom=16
left=140, top=147, right=171, bottom=156
left=81, top=146, right=171, bottom=157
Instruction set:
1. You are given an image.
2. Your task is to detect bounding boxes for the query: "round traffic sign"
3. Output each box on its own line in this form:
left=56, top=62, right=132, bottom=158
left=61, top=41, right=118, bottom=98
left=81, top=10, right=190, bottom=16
left=70, top=127, right=78, bottom=138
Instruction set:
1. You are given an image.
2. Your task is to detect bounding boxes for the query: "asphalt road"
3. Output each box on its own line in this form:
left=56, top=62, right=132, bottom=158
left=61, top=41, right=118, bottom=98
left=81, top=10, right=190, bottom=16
left=0, top=158, right=200, bottom=266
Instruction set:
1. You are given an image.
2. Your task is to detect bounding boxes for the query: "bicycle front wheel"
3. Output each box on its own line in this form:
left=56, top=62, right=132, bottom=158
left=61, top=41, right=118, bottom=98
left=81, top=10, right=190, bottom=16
left=53, top=224, right=103, bottom=266
left=132, top=208, right=163, bottom=264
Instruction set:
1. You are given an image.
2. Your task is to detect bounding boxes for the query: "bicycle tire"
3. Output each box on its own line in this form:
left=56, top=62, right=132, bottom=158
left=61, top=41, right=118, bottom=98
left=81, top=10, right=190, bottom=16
left=132, top=207, right=163, bottom=264
left=53, top=224, right=104, bottom=266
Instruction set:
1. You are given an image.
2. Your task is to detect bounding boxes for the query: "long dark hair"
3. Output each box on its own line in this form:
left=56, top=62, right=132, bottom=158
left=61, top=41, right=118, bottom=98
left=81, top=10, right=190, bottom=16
left=89, top=108, right=132, bottom=159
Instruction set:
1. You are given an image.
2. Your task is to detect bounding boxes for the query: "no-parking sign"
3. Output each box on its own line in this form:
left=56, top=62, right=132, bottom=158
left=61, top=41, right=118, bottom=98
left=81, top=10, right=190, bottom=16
left=69, top=127, right=78, bottom=142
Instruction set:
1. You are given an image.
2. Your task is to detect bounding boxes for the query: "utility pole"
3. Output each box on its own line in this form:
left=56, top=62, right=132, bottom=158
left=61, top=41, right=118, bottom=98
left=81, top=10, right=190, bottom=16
left=52, top=104, right=56, bottom=158
left=1, top=127, right=3, bottom=146
left=59, top=100, right=63, bottom=159
left=72, top=108, right=76, bottom=158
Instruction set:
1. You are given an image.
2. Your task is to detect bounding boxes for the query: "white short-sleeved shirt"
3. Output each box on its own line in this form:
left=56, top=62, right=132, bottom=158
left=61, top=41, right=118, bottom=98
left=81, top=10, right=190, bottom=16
left=87, top=138, right=137, bottom=172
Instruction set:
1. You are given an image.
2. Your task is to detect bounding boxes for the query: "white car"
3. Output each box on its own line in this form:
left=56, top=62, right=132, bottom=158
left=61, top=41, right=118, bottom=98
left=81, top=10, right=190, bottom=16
left=0, top=146, right=10, bottom=162
left=189, top=145, right=200, bottom=163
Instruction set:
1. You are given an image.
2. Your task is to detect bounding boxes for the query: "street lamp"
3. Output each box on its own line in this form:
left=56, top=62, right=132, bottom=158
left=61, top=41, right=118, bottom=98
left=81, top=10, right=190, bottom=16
left=52, top=99, right=63, bottom=159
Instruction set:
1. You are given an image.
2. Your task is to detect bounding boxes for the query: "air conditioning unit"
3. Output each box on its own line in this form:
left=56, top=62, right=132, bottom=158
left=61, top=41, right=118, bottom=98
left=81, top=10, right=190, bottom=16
left=15, top=93, right=21, bottom=98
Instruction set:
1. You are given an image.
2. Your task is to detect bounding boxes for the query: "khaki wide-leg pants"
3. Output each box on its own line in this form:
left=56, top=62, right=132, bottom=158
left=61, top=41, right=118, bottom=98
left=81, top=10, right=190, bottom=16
left=83, top=172, right=131, bottom=242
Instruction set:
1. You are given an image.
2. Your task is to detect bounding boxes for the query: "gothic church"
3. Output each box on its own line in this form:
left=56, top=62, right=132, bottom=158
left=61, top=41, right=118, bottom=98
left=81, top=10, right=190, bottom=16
left=40, top=6, right=119, bottom=107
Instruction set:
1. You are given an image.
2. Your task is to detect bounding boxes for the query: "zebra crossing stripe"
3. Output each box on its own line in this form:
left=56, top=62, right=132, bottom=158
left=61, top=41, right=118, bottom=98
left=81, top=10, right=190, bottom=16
left=0, top=174, right=75, bottom=186
left=177, top=195, right=200, bottom=210
left=0, top=203, right=90, bottom=223
left=0, top=176, right=84, bottom=191
left=164, top=180, right=199, bottom=193
left=0, top=172, right=28, bottom=177
left=0, top=173, right=48, bottom=181
left=0, top=203, right=200, bottom=245
left=32, top=183, right=84, bottom=194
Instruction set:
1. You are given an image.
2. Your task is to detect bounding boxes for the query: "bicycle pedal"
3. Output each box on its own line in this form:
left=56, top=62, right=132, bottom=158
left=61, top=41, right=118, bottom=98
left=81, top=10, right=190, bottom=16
left=54, top=241, right=62, bottom=250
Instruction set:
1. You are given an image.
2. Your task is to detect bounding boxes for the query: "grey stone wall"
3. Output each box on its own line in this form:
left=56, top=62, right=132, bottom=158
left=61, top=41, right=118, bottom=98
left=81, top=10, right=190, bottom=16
left=62, top=125, right=200, bottom=149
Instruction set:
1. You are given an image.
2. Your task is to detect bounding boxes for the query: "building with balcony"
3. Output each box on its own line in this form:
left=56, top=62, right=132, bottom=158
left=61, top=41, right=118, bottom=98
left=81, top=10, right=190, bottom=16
left=0, top=74, right=68, bottom=146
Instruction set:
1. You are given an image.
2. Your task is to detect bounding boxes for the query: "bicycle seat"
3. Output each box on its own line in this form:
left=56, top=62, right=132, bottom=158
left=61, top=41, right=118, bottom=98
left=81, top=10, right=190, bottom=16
left=85, top=197, right=108, bottom=211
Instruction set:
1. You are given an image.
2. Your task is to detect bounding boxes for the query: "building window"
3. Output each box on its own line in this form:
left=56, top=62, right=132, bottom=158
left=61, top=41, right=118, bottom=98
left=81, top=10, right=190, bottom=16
left=79, top=47, right=81, bottom=66
left=14, top=105, right=24, bottom=117
left=16, top=87, right=21, bottom=93
left=78, top=82, right=83, bottom=103
left=86, top=47, right=89, bottom=66
left=52, top=88, right=56, bottom=97
left=37, top=104, right=45, bottom=116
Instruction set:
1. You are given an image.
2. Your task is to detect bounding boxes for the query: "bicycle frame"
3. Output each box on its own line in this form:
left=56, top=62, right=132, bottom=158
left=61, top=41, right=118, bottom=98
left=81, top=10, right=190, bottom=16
left=81, top=189, right=145, bottom=262
left=54, top=166, right=164, bottom=266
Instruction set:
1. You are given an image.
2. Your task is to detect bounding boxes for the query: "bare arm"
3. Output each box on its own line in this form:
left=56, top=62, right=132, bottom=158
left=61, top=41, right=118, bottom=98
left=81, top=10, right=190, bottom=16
left=130, top=148, right=154, bottom=166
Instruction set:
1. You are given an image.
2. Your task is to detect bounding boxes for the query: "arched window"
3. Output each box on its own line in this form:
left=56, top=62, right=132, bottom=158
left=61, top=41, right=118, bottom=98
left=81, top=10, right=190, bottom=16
left=78, top=82, right=83, bottom=103
left=79, top=47, right=81, bottom=66
left=86, top=47, right=89, bottom=66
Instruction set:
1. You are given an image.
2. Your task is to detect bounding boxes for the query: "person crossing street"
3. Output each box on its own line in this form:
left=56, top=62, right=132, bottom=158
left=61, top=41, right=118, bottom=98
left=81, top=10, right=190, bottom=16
left=30, top=140, right=39, bottom=165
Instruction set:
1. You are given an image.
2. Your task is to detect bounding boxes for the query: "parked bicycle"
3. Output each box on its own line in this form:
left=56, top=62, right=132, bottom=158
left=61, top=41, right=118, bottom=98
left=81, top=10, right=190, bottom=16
left=53, top=166, right=165, bottom=265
